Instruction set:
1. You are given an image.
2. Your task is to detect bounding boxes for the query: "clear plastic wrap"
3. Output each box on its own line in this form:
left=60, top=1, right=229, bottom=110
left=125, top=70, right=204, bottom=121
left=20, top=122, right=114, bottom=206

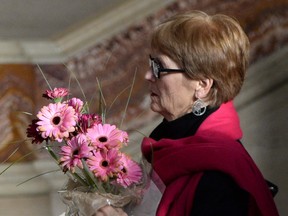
left=59, top=179, right=142, bottom=216
left=58, top=158, right=156, bottom=216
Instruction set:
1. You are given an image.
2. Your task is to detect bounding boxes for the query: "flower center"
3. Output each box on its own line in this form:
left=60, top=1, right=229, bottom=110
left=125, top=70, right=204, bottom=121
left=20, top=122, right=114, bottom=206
left=52, top=116, right=61, bottom=125
left=101, top=160, right=109, bottom=167
left=73, top=149, right=79, bottom=155
left=98, top=136, right=108, bottom=143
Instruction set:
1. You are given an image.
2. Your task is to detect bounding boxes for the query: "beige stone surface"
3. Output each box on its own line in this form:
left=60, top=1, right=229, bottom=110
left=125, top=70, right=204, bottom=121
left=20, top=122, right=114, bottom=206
left=0, top=195, right=52, bottom=216
left=235, top=46, right=288, bottom=216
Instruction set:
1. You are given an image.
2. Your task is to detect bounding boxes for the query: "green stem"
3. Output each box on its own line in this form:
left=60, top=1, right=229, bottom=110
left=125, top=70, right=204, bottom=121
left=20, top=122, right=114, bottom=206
left=1, top=147, right=43, bottom=175
left=120, top=68, right=137, bottom=128
left=45, top=144, right=59, bottom=162
left=69, top=171, right=89, bottom=187
left=81, top=159, right=106, bottom=193
left=17, top=169, right=61, bottom=186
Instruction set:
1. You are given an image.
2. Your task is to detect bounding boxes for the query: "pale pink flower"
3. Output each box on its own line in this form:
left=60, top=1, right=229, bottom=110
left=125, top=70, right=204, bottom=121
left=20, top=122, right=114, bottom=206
left=87, top=149, right=121, bottom=182
left=120, top=131, right=129, bottom=146
left=67, top=97, right=84, bottom=117
left=86, top=124, right=125, bottom=150
left=59, top=134, right=92, bottom=172
left=116, top=154, right=142, bottom=187
left=43, top=88, right=69, bottom=100
left=36, top=103, right=78, bottom=142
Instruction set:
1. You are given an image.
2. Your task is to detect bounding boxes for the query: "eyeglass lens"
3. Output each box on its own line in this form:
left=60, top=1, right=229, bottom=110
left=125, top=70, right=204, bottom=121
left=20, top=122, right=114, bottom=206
left=149, top=56, right=160, bottom=78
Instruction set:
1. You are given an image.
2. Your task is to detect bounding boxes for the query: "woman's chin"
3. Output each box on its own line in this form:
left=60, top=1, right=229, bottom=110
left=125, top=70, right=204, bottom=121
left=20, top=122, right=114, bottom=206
left=150, top=103, right=161, bottom=114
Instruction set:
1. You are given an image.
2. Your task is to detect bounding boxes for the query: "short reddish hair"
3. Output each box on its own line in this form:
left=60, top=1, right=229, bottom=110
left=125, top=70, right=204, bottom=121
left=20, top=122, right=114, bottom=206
left=151, top=10, right=250, bottom=106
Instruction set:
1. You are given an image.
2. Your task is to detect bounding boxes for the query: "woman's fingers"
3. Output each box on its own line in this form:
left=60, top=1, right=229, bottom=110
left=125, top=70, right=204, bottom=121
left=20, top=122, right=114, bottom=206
left=94, top=205, right=128, bottom=216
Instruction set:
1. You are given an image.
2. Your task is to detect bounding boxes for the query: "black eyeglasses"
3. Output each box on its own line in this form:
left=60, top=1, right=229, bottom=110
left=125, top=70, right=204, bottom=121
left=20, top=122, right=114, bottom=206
left=149, top=55, right=185, bottom=79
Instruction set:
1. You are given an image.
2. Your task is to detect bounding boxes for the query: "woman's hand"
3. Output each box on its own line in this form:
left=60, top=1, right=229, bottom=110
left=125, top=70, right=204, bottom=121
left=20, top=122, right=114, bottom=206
left=94, top=205, right=128, bottom=216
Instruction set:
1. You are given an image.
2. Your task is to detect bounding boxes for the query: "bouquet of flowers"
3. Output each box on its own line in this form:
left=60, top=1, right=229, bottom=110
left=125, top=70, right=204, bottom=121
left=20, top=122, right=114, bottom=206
left=26, top=87, right=144, bottom=215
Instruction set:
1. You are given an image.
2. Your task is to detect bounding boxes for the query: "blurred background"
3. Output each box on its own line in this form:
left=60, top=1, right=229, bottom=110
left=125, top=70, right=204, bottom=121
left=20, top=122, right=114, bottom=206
left=0, top=0, right=287, bottom=215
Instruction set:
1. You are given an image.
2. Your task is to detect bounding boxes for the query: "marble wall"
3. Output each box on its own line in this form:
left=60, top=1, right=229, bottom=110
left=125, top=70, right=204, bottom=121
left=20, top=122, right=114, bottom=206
left=0, top=65, right=36, bottom=162
left=1, top=0, right=288, bottom=160
left=36, top=0, right=288, bottom=130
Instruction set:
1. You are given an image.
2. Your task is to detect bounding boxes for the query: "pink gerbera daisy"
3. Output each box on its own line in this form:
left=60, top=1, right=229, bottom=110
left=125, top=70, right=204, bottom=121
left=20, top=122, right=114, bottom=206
left=120, top=131, right=129, bottom=146
left=36, top=103, right=78, bottom=142
left=116, top=154, right=142, bottom=188
left=86, top=124, right=125, bottom=150
left=43, top=87, right=69, bottom=100
left=67, top=97, right=84, bottom=117
left=59, top=134, right=92, bottom=173
left=87, top=149, right=121, bottom=182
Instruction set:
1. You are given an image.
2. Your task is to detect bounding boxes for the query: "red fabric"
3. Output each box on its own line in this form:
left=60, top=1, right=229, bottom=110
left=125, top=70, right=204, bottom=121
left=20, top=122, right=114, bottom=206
left=141, top=102, right=279, bottom=216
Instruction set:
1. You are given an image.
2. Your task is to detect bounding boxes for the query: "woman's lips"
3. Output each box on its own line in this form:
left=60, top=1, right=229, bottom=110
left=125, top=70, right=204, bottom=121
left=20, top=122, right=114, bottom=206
left=150, top=92, right=158, bottom=102
left=149, top=88, right=157, bottom=96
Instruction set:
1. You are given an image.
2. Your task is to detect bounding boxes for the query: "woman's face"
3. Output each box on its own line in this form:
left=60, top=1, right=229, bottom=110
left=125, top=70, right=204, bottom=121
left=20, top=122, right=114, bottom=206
left=145, top=54, right=198, bottom=121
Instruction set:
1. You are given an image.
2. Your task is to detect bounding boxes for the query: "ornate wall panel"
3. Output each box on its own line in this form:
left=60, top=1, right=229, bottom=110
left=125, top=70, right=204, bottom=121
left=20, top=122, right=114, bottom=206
left=0, top=65, right=36, bottom=162
left=37, top=0, right=288, bottom=130
left=1, top=0, right=288, bottom=159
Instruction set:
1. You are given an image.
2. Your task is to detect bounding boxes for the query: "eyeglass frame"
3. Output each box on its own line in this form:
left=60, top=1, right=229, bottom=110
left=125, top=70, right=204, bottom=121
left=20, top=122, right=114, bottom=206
left=149, top=55, right=185, bottom=79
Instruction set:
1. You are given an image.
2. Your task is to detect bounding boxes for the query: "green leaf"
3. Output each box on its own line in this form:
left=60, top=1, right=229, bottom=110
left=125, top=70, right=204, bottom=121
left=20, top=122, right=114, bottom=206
left=17, top=169, right=61, bottom=186
left=0, top=147, right=44, bottom=175
left=81, top=159, right=106, bottom=193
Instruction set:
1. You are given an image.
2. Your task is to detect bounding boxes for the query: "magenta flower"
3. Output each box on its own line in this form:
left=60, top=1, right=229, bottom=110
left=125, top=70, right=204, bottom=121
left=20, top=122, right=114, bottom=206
left=36, top=103, right=78, bottom=142
left=67, top=97, right=84, bottom=117
left=86, top=124, right=125, bottom=150
left=116, top=154, right=142, bottom=187
left=26, top=119, right=46, bottom=144
left=87, top=149, right=121, bottom=182
left=43, top=87, right=69, bottom=100
left=78, top=114, right=102, bottom=133
left=89, top=114, right=102, bottom=127
left=59, top=134, right=92, bottom=173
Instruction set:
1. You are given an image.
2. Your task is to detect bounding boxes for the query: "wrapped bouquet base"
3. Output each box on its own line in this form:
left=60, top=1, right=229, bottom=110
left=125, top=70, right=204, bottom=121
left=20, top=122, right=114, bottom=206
left=59, top=189, right=137, bottom=216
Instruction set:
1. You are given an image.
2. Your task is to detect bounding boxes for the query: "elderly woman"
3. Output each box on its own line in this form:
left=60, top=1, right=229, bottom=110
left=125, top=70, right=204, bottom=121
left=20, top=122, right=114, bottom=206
left=97, top=10, right=279, bottom=216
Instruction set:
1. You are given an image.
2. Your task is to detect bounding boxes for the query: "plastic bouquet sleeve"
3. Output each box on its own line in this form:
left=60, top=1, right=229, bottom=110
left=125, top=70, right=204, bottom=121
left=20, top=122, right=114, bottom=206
left=59, top=180, right=140, bottom=216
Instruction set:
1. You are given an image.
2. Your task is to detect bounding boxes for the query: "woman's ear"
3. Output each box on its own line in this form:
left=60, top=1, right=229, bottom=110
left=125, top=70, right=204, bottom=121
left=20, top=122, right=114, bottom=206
left=195, top=78, right=213, bottom=99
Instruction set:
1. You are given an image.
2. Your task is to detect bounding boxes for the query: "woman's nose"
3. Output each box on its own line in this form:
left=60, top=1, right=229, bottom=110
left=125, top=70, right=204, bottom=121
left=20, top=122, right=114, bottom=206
left=145, top=69, right=155, bottom=81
